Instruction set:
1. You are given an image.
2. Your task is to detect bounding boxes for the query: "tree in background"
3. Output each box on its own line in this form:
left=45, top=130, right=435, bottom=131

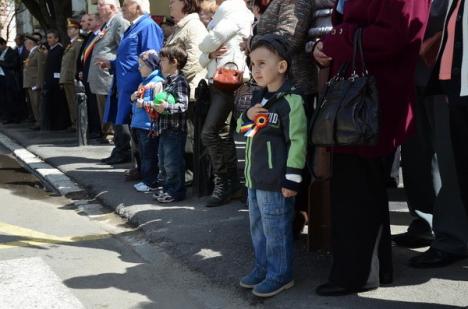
left=18, top=0, right=72, bottom=42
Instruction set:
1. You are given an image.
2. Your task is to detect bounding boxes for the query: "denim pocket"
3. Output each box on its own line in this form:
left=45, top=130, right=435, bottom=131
left=260, top=191, right=289, bottom=216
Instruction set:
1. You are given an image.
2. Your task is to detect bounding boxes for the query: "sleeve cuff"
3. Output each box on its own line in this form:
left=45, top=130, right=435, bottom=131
left=281, top=177, right=302, bottom=192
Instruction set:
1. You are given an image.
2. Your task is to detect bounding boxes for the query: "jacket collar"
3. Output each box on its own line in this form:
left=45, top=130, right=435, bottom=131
left=176, top=13, right=200, bottom=28
left=253, top=79, right=295, bottom=108
left=143, top=69, right=162, bottom=83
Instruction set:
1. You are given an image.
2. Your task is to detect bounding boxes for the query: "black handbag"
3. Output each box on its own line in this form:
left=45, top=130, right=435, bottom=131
left=310, top=28, right=379, bottom=146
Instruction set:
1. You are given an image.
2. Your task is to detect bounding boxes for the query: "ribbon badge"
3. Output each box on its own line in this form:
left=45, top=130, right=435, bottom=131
left=241, top=113, right=269, bottom=138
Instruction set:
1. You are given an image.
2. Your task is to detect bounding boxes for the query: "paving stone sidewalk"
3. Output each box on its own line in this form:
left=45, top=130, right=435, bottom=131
left=1, top=122, right=467, bottom=309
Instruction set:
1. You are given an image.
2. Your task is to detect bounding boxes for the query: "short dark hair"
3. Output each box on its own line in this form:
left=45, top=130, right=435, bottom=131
left=182, top=0, right=201, bottom=14
left=0, top=37, right=6, bottom=45
left=159, top=45, right=188, bottom=70
left=46, top=29, right=60, bottom=39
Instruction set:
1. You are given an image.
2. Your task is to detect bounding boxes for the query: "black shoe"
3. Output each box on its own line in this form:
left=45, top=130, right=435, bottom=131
left=101, top=156, right=114, bottom=163
left=206, top=175, right=230, bottom=207
left=409, top=248, right=466, bottom=268
left=392, top=232, right=434, bottom=248
left=105, top=155, right=131, bottom=165
left=316, top=282, right=376, bottom=296
left=30, top=125, right=40, bottom=131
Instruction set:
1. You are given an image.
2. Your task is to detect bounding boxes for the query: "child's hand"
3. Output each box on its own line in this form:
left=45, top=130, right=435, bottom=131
left=247, top=104, right=268, bottom=121
left=281, top=188, right=297, bottom=198
left=155, top=101, right=168, bottom=113
left=131, top=92, right=138, bottom=102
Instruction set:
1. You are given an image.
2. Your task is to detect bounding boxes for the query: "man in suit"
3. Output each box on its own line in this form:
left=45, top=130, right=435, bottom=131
left=23, top=35, right=45, bottom=130
left=60, top=18, right=83, bottom=130
left=42, top=29, right=69, bottom=130
left=88, top=0, right=130, bottom=159
left=0, top=37, right=20, bottom=124
left=14, top=34, right=29, bottom=122
left=77, top=13, right=102, bottom=140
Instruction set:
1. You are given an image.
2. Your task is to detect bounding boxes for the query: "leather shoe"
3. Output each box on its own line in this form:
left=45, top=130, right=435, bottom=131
left=392, top=232, right=434, bottom=248
left=105, top=156, right=131, bottom=165
left=100, top=156, right=113, bottom=163
left=316, top=282, right=376, bottom=296
left=409, top=248, right=466, bottom=268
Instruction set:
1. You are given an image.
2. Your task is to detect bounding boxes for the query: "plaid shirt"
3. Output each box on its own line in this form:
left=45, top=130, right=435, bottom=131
left=157, top=73, right=189, bottom=134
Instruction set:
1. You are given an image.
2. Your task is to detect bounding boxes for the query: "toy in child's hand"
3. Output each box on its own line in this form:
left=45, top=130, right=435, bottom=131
left=153, top=91, right=176, bottom=107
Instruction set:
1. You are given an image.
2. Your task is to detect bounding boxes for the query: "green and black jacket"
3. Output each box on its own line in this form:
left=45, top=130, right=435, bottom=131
left=236, top=81, right=307, bottom=192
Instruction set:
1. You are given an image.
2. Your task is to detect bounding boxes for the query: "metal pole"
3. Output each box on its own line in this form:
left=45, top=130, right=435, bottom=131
left=75, top=80, right=88, bottom=146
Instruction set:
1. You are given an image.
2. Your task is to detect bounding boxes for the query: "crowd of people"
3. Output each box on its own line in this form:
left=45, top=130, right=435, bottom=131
left=0, top=0, right=467, bottom=299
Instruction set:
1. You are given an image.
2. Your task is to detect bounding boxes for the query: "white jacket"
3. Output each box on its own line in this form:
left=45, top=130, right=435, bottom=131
left=199, top=0, right=254, bottom=81
left=167, top=13, right=208, bottom=100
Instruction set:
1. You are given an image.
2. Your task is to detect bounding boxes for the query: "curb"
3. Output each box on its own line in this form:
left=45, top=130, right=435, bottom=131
left=0, top=131, right=84, bottom=198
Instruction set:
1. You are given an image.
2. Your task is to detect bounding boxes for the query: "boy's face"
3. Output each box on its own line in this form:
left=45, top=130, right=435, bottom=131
left=160, top=56, right=178, bottom=78
left=138, top=59, right=152, bottom=77
left=250, top=46, right=287, bottom=90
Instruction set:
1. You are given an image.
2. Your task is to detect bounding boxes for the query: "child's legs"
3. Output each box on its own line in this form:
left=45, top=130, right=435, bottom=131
left=159, top=129, right=186, bottom=200
left=248, top=189, right=267, bottom=276
left=256, top=190, right=294, bottom=283
left=131, top=128, right=141, bottom=171
left=135, top=128, right=159, bottom=187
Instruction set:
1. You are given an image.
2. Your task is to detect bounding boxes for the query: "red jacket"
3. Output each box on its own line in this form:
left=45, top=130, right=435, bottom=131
left=321, top=0, right=431, bottom=157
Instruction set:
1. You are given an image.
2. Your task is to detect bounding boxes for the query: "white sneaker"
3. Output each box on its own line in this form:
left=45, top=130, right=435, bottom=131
left=134, top=182, right=155, bottom=192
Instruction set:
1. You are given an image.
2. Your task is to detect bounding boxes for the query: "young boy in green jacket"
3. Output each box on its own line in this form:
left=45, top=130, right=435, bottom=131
left=237, top=34, right=307, bottom=298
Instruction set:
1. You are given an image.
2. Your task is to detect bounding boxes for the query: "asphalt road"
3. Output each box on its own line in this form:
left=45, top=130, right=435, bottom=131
left=0, top=144, right=250, bottom=309
left=1, top=124, right=468, bottom=309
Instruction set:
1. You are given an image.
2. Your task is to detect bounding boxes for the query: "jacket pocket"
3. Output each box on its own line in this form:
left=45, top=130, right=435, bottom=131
left=266, top=141, right=273, bottom=169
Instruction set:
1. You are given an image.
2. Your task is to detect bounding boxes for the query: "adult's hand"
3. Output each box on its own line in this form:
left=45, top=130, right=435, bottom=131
left=209, top=46, right=228, bottom=59
left=240, top=37, right=251, bottom=55
left=313, top=41, right=332, bottom=67
left=246, top=104, right=268, bottom=121
left=95, top=58, right=111, bottom=70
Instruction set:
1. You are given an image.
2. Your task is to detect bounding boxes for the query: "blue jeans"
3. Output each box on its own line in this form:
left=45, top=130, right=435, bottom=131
left=248, top=189, right=294, bottom=283
left=158, top=129, right=186, bottom=200
left=133, top=128, right=159, bottom=187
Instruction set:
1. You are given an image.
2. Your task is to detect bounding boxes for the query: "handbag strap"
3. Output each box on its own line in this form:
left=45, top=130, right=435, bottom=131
left=351, top=28, right=368, bottom=76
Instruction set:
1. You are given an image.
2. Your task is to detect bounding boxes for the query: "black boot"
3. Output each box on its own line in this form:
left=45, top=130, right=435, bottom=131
left=206, top=175, right=230, bottom=207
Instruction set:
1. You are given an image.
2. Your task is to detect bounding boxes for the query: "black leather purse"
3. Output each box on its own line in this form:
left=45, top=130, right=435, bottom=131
left=310, top=28, right=379, bottom=146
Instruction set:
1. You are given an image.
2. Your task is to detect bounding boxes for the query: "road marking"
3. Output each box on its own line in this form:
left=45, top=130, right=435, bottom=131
left=0, top=221, right=111, bottom=250
left=0, top=257, right=85, bottom=308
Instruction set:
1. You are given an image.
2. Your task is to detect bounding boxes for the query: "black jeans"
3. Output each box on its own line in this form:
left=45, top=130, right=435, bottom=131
left=329, top=153, right=393, bottom=289
left=442, top=80, right=468, bottom=219
left=201, top=85, right=238, bottom=177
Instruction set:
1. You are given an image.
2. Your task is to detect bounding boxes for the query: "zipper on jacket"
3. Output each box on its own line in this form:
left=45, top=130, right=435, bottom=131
left=266, top=141, right=273, bottom=169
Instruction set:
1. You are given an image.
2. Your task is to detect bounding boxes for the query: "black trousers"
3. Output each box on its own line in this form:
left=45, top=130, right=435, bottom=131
left=442, top=80, right=468, bottom=220
left=329, top=153, right=393, bottom=289
left=201, top=85, right=238, bottom=176
left=111, top=124, right=131, bottom=159
left=0, top=75, right=21, bottom=122
left=42, top=86, right=70, bottom=130
left=401, top=88, right=437, bottom=219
